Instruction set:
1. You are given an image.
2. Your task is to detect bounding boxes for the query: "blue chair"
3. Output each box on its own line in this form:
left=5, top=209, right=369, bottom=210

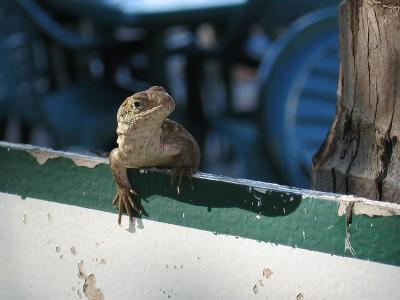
left=9, top=0, right=136, bottom=150
left=206, top=7, right=339, bottom=187
left=0, top=0, right=50, bottom=142
left=258, top=7, right=339, bottom=187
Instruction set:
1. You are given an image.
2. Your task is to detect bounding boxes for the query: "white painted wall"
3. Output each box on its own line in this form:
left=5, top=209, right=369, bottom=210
left=1, top=192, right=399, bottom=300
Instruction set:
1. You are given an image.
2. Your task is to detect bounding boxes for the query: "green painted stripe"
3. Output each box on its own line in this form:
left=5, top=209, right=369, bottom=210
left=0, top=142, right=399, bottom=266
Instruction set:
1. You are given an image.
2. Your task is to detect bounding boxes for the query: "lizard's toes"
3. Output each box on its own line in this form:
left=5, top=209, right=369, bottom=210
left=114, top=188, right=141, bottom=225
left=169, top=167, right=195, bottom=194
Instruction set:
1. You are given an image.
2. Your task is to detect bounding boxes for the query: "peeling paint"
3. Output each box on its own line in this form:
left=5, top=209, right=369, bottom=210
left=253, top=284, right=258, bottom=294
left=248, top=186, right=268, bottom=203
left=253, top=187, right=267, bottom=194
left=70, top=157, right=103, bottom=169
left=83, top=274, right=104, bottom=300
left=253, top=193, right=262, bottom=200
left=19, top=143, right=106, bottom=169
left=345, top=232, right=356, bottom=256
left=71, top=247, right=77, bottom=256
left=343, top=202, right=356, bottom=257
left=338, top=197, right=400, bottom=217
left=22, top=214, right=27, bottom=225
left=29, top=151, right=60, bottom=165
left=78, top=261, right=86, bottom=279
left=296, top=293, right=304, bottom=300
left=78, top=261, right=104, bottom=300
left=263, top=268, right=273, bottom=279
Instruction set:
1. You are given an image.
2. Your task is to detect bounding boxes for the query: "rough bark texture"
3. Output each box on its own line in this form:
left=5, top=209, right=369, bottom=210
left=312, top=0, right=400, bottom=203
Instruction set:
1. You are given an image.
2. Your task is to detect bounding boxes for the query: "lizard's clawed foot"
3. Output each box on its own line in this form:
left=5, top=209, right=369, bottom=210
left=170, top=167, right=195, bottom=194
left=112, top=187, right=141, bottom=225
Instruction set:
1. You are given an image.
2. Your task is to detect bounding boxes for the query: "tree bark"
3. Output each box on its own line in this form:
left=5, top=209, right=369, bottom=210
left=312, top=0, right=400, bottom=203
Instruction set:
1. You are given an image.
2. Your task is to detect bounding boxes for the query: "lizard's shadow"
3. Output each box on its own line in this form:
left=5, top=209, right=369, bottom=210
left=128, top=168, right=301, bottom=218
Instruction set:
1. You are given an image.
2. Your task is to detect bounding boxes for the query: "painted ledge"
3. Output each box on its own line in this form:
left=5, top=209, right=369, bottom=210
left=0, top=141, right=399, bottom=266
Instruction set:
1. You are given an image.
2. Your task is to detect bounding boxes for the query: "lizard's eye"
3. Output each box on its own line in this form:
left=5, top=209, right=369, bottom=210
left=133, top=101, right=141, bottom=109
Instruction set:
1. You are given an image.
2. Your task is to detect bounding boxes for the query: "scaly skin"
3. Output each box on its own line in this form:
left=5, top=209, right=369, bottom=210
left=109, top=86, right=200, bottom=224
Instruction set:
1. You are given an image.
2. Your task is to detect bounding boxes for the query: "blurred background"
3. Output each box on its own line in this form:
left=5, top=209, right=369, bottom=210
left=0, top=0, right=339, bottom=189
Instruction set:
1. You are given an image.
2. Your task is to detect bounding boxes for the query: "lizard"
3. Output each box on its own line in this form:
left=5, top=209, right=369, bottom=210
left=109, top=86, right=200, bottom=224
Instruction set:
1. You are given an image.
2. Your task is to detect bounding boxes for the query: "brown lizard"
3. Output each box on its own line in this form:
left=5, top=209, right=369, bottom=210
left=109, top=86, right=200, bottom=224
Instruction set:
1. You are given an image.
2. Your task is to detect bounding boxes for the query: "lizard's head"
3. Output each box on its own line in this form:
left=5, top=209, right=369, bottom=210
left=117, top=86, right=175, bottom=124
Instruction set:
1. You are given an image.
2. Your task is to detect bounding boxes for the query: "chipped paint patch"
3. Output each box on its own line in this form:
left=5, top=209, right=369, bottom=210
left=296, top=293, right=304, bottom=300
left=78, top=261, right=86, bottom=279
left=83, top=274, right=104, bottom=300
left=345, top=231, right=356, bottom=256
left=337, top=196, right=400, bottom=217
left=253, top=267, right=273, bottom=295
left=253, top=187, right=267, bottom=194
left=2, top=141, right=106, bottom=168
left=77, top=261, right=104, bottom=300
left=263, top=268, right=273, bottom=279
left=69, top=156, right=103, bottom=169
left=28, top=150, right=103, bottom=169
left=248, top=186, right=268, bottom=195
left=253, top=284, right=258, bottom=294
left=29, top=151, right=60, bottom=165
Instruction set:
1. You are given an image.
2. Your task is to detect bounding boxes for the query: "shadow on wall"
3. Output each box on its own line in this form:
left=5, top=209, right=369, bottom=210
left=128, top=168, right=302, bottom=218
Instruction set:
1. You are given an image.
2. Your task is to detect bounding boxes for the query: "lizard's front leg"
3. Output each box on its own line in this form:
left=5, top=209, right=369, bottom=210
left=166, top=141, right=199, bottom=194
left=109, top=149, right=141, bottom=224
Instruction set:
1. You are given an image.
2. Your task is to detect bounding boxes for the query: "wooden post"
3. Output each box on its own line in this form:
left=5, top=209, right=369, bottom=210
left=312, top=0, right=400, bottom=203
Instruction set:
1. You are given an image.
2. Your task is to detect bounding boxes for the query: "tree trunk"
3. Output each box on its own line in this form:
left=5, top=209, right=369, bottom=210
left=312, top=0, right=400, bottom=203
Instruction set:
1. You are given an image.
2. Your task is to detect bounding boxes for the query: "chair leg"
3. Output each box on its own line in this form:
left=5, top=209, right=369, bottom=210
left=20, top=120, right=32, bottom=144
left=222, top=61, right=233, bottom=115
left=185, top=56, right=207, bottom=166
left=0, top=117, right=6, bottom=140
